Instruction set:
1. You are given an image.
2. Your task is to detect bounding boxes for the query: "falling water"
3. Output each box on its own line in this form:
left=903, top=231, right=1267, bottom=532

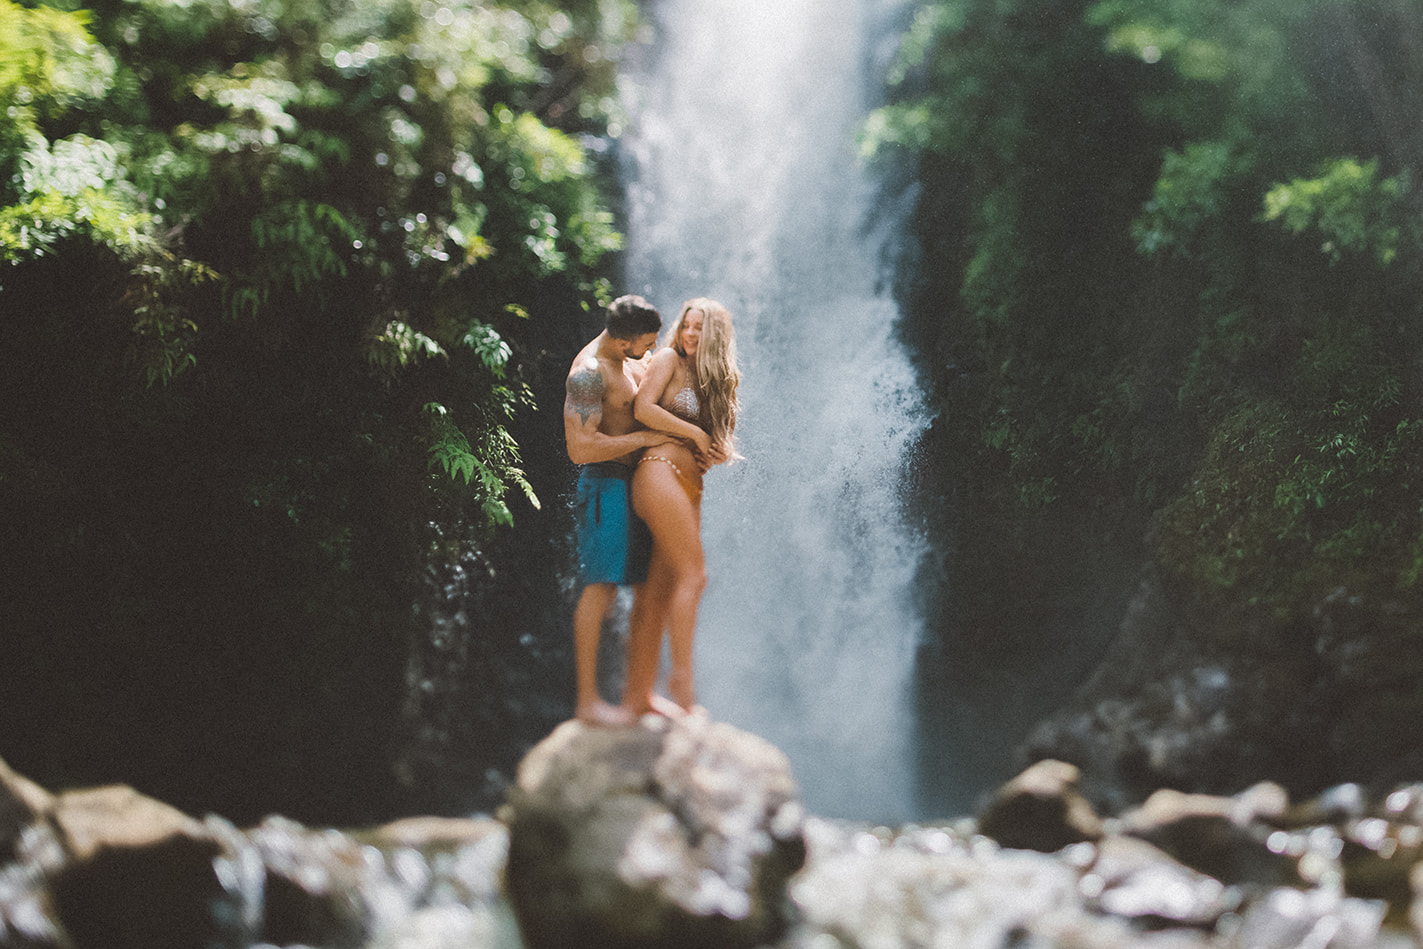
left=621, top=0, right=931, bottom=822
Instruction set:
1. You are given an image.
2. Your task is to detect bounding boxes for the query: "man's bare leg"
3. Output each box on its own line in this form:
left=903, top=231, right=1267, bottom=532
left=622, top=557, right=681, bottom=716
left=573, top=583, right=634, bottom=726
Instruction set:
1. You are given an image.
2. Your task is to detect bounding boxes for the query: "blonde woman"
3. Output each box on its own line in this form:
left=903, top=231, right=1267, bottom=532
left=621, top=298, right=740, bottom=715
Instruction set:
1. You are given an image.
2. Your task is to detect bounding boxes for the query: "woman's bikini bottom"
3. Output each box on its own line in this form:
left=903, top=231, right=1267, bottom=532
left=638, top=453, right=702, bottom=505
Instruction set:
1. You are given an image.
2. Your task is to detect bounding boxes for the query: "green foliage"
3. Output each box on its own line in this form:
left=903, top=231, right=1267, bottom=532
left=1158, top=390, right=1423, bottom=615
left=1133, top=141, right=1240, bottom=257
left=0, top=0, right=637, bottom=816
left=2, top=0, right=636, bottom=538
left=423, top=400, right=539, bottom=529
left=1263, top=159, right=1416, bottom=266
left=885, top=0, right=1423, bottom=621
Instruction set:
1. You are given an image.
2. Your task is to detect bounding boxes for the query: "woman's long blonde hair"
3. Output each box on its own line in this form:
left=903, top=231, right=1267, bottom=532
left=671, top=297, right=740, bottom=455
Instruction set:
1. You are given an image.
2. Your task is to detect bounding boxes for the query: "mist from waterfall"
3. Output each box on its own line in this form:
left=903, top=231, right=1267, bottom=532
left=620, top=0, right=933, bottom=822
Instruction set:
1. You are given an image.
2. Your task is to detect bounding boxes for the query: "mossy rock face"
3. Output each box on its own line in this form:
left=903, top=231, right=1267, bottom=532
left=1021, top=575, right=1423, bottom=811
left=1156, top=400, right=1423, bottom=624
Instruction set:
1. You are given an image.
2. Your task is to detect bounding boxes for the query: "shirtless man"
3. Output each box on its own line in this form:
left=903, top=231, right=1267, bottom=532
left=564, top=295, right=670, bottom=726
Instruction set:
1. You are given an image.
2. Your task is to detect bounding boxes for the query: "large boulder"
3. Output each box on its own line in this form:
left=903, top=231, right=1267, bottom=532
left=46, top=786, right=224, bottom=949
left=1118, top=786, right=1296, bottom=886
left=977, top=759, right=1104, bottom=852
left=502, top=714, right=806, bottom=949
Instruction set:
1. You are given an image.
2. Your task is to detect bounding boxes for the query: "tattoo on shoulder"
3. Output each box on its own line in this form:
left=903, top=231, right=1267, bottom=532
left=567, top=365, right=605, bottom=425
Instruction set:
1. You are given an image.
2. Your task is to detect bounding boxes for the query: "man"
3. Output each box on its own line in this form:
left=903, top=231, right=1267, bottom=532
left=563, top=295, right=670, bottom=725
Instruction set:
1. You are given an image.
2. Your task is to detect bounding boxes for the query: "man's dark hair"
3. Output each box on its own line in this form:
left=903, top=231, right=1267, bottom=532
left=605, top=294, right=661, bottom=339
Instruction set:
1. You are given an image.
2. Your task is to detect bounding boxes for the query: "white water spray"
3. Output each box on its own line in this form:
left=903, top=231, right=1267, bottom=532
left=621, top=0, right=930, bottom=821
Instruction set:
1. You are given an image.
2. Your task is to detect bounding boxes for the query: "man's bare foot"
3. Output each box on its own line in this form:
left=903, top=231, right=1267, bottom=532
left=575, top=699, right=635, bottom=727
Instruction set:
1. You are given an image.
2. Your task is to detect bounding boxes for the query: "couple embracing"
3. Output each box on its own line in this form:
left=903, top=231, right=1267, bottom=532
left=562, top=294, right=740, bottom=727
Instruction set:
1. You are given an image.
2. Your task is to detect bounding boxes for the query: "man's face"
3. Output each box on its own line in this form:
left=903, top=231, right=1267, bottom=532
left=626, top=332, right=659, bottom=359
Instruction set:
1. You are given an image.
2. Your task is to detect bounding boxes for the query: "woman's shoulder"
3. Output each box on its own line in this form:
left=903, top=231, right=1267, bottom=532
left=649, top=346, right=681, bottom=366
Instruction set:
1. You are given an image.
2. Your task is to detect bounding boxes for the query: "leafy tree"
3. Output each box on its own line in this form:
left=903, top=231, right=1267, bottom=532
left=874, top=0, right=1423, bottom=632
left=0, top=0, right=636, bottom=821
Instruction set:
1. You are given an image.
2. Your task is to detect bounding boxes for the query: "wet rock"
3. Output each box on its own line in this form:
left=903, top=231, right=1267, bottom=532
left=1228, top=886, right=1388, bottom=949
left=784, top=819, right=1210, bottom=949
left=1083, top=835, right=1241, bottom=928
left=1380, top=785, right=1423, bottom=825
left=785, top=819, right=1075, bottom=948
left=0, top=758, right=53, bottom=863
left=363, top=815, right=508, bottom=907
left=46, top=786, right=223, bottom=949
left=502, top=715, right=806, bottom=949
left=1026, top=578, right=1423, bottom=810
left=1120, top=788, right=1297, bottom=886
left=367, top=815, right=503, bottom=852
left=0, top=866, right=69, bottom=949
left=1281, top=782, right=1368, bottom=828
left=1339, top=816, right=1423, bottom=909
left=977, top=759, right=1105, bottom=852
left=247, top=816, right=373, bottom=948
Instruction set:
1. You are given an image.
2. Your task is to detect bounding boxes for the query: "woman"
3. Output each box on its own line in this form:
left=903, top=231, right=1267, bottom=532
left=621, top=298, right=740, bottom=715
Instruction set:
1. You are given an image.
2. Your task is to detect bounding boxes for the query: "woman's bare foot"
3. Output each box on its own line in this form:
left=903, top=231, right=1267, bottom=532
left=576, top=699, right=635, bottom=727
left=668, top=671, right=698, bottom=715
left=622, top=693, right=684, bottom=718
left=649, top=693, right=688, bottom=717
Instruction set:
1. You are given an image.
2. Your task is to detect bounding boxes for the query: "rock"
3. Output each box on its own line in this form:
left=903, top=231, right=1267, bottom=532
left=46, top=786, right=224, bottom=949
left=247, top=815, right=373, bottom=949
left=1024, top=578, right=1423, bottom=810
left=783, top=819, right=1206, bottom=949
left=502, top=715, right=806, bottom=949
left=0, top=757, right=53, bottom=862
left=1338, top=816, right=1423, bottom=907
left=363, top=816, right=508, bottom=909
left=1120, top=788, right=1298, bottom=886
left=366, top=815, right=503, bottom=852
left=1230, top=886, right=1387, bottom=949
left=786, top=819, right=1079, bottom=948
left=977, top=759, right=1105, bottom=852
left=1082, top=835, right=1241, bottom=928
left=1281, top=782, right=1368, bottom=828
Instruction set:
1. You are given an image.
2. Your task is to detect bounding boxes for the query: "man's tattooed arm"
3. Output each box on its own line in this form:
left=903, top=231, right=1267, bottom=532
left=564, top=357, right=666, bottom=464
left=565, top=362, right=605, bottom=428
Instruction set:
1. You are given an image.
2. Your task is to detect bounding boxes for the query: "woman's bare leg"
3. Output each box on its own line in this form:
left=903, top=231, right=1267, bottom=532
left=630, top=463, right=706, bottom=714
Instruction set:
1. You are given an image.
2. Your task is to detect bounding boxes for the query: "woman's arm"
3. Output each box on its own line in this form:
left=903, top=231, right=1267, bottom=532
left=635, top=350, right=712, bottom=454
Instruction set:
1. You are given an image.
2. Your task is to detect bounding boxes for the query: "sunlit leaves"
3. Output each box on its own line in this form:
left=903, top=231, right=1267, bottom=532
left=0, top=0, right=113, bottom=116
left=0, top=134, right=154, bottom=261
left=2, top=0, right=637, bottom=538
left=1132, top=141, right=1240, bottom=257
left=368, top=320, right=447, bottom=379
left=1263, top=159, right=1416, bottom=266
left=877, top=0, right=1423, bottom=621
left=461, top=322, right=512, bottom=378
left=422, top=400, right=540, bottom=529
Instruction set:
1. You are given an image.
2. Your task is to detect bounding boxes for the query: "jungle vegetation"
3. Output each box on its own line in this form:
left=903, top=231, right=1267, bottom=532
left=871, top=0, right=1423, bottom=634
left=0, top=0, right=634, bottom=821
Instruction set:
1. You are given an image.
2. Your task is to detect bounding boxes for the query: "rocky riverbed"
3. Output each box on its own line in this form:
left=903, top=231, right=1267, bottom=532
left=4, top=715, right=1423, bottom=948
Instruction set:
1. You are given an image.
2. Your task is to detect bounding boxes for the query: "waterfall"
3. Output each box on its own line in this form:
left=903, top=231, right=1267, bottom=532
left=620, top=0, right=931, bottom=822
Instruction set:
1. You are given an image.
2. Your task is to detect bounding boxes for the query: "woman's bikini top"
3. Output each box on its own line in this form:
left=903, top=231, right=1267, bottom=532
left=670, top=384, right=701, bottom=424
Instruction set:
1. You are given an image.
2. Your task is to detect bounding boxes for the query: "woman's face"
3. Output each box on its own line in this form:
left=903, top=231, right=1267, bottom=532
left=680, top=309, right=704, bottom=356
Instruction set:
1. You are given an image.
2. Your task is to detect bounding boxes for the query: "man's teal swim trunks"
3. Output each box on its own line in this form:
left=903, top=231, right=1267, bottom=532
left=575, top=461, right=651, bottom=585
